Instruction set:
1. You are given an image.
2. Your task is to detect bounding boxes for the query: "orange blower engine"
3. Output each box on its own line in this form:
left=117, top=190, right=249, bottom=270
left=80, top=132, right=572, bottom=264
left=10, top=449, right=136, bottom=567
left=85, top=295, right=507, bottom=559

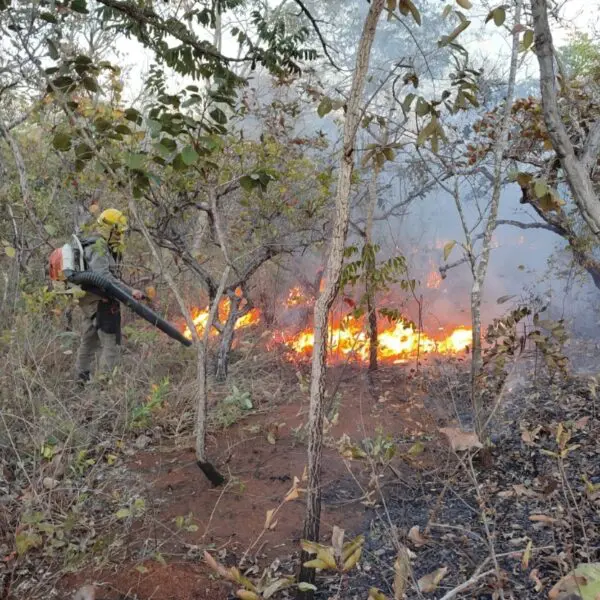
left=49, top=235, right=86, bottom=287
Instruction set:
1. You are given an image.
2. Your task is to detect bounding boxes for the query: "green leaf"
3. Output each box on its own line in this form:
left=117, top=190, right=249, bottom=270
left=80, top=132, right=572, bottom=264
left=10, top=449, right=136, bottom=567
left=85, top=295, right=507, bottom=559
left=16, top=532, right=42, bottom=555
left=52, top=132, right=72, bottom=151
left=158, top=137, right=177, bottom=153
left=47, top=38, right=59, bottom=60
left=40, top=11, right=58, bottom=23
left=493, top=7, right=506, bottom=27
left=521, top=29, right=534, bottom=51
left=438, top=20, right=471, bottom=47
left=456, top=0, right=472, bottom=8
left=181, top=145, right=199, bottom=166
left=115, top=508, right=131, bottom=520
left=124, top=108, right=142, bottom=124
left=297, top=583, right=318, bottom=592
left=70, top=0, right=88, bottom=13
left=402, top=93, right=416, bottom=113
left=317, top=96, right=333, bottom=117
left=5, top=246, right=16, bottom=258
left=94, top=118, right=112, bottom=132
left=82, top=76, right=99, bottom=92
left=443, top=240, right=456, bottom=261
left=51, top=76, right=74, bottom=91
left=209, top=107, right=227, bottom=125
left=114, top=124, right=132, bottom=135
left=240, top=175, right=257, bottom=192
left=75, top=143, right=93, bottom=161
left=126, top=153, right=146, bottom=170
left=415, top=97, right=430, bottom=117
left=442, top=4, right=453, bottom=18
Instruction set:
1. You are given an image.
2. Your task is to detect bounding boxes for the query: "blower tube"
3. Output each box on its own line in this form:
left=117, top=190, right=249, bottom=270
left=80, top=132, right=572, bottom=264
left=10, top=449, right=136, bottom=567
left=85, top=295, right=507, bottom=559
left=65, top=270, right=192, bottom=347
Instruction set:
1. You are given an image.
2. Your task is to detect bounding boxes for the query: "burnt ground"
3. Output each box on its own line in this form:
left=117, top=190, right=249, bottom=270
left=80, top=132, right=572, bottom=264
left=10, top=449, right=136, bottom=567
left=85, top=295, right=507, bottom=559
left=4, top=342, right=600, bottom=600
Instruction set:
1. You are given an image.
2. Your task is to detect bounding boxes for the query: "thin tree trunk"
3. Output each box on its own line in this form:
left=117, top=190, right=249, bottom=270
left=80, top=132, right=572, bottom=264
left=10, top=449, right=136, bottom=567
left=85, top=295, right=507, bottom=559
left=215, top=294, right=240, bottom=382
left=471, top=0, right=522, bottom=439
left=531, top=0, right=600, bottom=237
left=130, top=199, right=227, bottom=485
left=365, top=163, right=380, bottom=372
left=297, top=0, right=385, bottom=596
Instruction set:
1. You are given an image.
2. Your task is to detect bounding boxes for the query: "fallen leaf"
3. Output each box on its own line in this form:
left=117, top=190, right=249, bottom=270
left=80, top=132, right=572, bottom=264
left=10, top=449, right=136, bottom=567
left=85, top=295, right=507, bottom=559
left=332, top=526, right=345, bottom=563
left=439, top=427, right=482, bottom=452
left=417, top=565, right=449, bottom=592
left=521, top=424, right=542, bottom=445
left=393, top=547, right=412, bottom=599
left=264, top=509, right=276, bottom=530
left=408, top=525, right=427, bottom=547
left=529, top=568, right=543, bottom=592
left=547, top=563, right=600, bottom=599
left=521, top=540, right=532, bottom=570
left=574, top=416, right=590, bottom=430
left=513, top=484, right=538, bottom=498
left=73, top=585, right=96, bottom=600
left=529, top=514, right=556, bottom=525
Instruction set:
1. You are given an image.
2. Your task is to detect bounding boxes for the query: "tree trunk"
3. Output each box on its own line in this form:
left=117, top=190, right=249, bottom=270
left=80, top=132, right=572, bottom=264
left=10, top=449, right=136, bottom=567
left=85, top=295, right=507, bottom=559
left=215, top=294, right=241, bottom=382
left=531, top=0, right=600, bottom=237
left=471, top=0, right=522, bottom=439
left=365, top=163, right=380, bottom=372
left=297, top=0, right=385, bottom=597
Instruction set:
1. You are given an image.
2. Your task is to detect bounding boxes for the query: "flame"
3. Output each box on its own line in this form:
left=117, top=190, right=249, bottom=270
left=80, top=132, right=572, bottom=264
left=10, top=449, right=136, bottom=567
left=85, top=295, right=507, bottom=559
left=279, top=315, right=471, bottom=363
left=426, top=269, right=442, bottom=289
left=184, top=284, right=472, bottom=364
left=285, top=286, right=313, bottom=307
left=184, top=296, right=261, bottom=340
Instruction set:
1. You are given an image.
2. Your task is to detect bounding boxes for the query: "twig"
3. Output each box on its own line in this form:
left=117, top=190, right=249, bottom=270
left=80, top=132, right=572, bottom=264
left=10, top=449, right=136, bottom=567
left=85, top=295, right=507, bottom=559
left=437, top=569, right=495, bottom=600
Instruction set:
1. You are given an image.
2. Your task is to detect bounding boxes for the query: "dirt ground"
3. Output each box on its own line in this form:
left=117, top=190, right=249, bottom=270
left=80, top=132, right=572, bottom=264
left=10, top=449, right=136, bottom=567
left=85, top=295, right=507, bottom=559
left=59, top=360, right=443, bottom=600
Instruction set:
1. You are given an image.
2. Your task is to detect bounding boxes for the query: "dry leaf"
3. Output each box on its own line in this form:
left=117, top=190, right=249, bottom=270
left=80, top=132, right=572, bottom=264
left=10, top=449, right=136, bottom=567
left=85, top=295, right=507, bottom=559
left=529, top=514, right=556, bottom=525
left=332, top=526, right=345, bottom=563
left=521, top=540, right=532, bottom=570
left=497, top=489, right=515, bottom=498
left=417, top=566, right=449, bottom=592
left=204, top=550, right=234, bottom=580
left=284, top=486, right=300, bottom=503
left=264, top=509, right=276, bottom=530
left=408, top=525, right=427, bottom=547
left=73, top=585, right=96, bottom=600
left=521, top=424, right=542, bottom=444
left=513, top=484, right=538, bottom=498
left=393, top=546, right=412, bottom=599
left=529, top=568, right=543, bottom=592
left=574, top=416, right=590, bottom=430
left=439, top=427, right=482, bottom=452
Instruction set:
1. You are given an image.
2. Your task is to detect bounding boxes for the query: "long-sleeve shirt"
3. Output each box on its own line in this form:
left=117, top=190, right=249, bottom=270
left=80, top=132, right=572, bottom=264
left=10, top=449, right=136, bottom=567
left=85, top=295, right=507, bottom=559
left=82, top=236, right=133, bottom=296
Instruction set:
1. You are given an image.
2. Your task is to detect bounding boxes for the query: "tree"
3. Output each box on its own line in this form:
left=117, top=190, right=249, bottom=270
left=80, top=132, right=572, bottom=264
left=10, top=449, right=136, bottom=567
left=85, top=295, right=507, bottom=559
left=531, top=0, right=600, bottom=237
left=297, top=0, right=387, bottom=596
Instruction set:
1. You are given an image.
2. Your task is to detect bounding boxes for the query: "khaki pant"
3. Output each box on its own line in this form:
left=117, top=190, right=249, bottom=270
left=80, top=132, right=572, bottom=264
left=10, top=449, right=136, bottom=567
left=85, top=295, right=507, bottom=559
left=75, top=294, right=120, bottom=377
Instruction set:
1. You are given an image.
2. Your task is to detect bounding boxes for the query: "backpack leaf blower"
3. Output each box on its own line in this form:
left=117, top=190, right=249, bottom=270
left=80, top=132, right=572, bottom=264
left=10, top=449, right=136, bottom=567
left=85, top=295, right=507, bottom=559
left=65, top=270, right=192, bottom=347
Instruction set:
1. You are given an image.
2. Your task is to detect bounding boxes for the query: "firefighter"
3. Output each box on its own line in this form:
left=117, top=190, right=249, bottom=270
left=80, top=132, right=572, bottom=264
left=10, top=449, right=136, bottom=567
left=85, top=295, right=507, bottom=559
left=75, top=208, right=143, bottom=383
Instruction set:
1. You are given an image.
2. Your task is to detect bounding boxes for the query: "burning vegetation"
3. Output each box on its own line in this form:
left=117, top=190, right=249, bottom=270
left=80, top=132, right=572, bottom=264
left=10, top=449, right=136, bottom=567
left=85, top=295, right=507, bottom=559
left=184, top=285, right=472, bottom=364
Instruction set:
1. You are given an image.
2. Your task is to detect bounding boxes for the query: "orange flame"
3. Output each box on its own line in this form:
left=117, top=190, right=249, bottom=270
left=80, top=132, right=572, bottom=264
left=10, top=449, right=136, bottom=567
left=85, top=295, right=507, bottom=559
left=184, top=285, right=472, bottom=363
left=276, top=315, right=471, bottom=364
left=184, top=296, right=261, bottom=340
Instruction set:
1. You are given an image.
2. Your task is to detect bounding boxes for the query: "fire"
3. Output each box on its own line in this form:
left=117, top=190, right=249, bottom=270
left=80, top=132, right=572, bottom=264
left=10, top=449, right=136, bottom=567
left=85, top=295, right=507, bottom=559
left=426, top=269, right=442, bottom=289
left=279, top=316, right=471, bottom=364
left=183, top=296, right=261, bottom=340
left=184, top=284, right=472, bottom=364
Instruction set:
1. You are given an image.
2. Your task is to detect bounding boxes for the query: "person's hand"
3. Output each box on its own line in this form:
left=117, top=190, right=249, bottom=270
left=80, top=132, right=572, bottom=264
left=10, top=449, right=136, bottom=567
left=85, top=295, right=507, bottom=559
left=132, top=289, right=144, bottom=300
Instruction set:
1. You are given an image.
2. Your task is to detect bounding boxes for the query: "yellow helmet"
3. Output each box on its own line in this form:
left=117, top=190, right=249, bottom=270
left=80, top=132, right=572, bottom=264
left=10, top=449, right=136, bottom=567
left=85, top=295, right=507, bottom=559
left=96, top=208, right=128, bottom=251
left=97, top=208, right=128, bottom=233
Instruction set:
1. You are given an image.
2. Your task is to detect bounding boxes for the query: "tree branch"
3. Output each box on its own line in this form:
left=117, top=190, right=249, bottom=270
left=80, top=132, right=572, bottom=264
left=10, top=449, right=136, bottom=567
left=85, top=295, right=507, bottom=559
left=582, top=118, right=600, bottom=171
left=531, top=0, right=600, bottom=236
left=290, top=0, right=341, bottom=71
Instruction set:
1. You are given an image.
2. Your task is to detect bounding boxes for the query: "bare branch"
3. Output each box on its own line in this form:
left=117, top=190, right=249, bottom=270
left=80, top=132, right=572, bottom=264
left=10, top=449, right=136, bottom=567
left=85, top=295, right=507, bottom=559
left=582, top=118, right=600, bottom=171
left=290, top=0, right=341, bottom=71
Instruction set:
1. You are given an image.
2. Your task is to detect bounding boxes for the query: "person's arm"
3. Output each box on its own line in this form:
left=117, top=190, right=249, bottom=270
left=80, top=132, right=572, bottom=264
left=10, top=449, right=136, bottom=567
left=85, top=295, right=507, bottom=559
left=87, top=240, right=143, bottom=298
